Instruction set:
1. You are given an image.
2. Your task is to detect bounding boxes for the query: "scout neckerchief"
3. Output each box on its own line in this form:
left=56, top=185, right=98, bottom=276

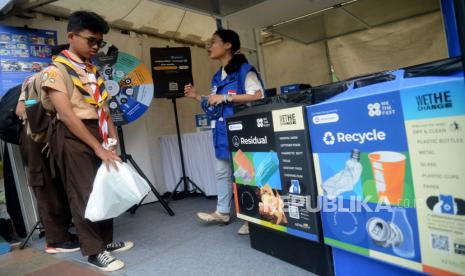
left=54, top=50, right=109, bottom=143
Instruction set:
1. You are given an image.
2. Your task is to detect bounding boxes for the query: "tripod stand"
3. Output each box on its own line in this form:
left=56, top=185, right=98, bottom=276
left=167, top=97, right=206, bottom=202
left=117, top=126, right=174, bottom=216
left=19, top=219, right=44, bottom=249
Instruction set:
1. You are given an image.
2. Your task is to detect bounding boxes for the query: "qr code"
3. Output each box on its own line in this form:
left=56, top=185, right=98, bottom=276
left=431, top=233, right=450, bottom=252
left=169, top=82, right=179, bottom=91
left=288, top=206, right=300, bottom=220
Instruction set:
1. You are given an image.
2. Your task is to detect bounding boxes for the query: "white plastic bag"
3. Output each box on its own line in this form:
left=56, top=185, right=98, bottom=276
left=85, top=162, right=151, bottom=222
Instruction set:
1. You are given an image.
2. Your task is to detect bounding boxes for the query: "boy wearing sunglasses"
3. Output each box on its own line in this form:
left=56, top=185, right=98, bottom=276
left=42, top=11, right=132, bottom=272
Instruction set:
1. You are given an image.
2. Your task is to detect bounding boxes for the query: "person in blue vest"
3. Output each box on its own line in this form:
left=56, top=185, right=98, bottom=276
left=184, top=29, right=264, bottom=235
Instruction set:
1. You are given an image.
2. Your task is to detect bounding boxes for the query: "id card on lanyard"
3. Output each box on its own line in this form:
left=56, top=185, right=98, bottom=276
left=211, top=117, right=224, bottom=129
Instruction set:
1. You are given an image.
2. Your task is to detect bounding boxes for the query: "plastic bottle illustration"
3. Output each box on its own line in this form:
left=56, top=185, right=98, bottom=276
left=392, top=207, right=415, bottom=258
left=323, top=149, right=363, bottom=200
left=289, top=179, right=301, bottom=194
left=434, top=194, right=458, bottom=215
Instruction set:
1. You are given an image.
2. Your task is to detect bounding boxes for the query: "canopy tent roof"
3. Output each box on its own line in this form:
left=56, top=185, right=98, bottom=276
left=33, top=0, right=218, bottom=45
left=263, top=0, right=440, bottom=44
left=1, top=0, right=443, bottom=45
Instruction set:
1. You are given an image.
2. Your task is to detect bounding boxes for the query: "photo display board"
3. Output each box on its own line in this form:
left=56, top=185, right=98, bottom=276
left=0, top=26, right=57, bottom=96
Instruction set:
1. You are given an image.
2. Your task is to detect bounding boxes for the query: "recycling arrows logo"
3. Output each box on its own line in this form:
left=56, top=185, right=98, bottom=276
left=323, top=131, right=335, bottom=145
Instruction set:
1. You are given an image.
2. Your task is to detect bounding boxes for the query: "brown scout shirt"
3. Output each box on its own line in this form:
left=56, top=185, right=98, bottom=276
left=41, top=51, right=108, bottom=120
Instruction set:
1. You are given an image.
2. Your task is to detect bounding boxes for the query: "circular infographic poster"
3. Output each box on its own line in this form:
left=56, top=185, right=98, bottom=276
left=94, top=52, right=153, bottom=126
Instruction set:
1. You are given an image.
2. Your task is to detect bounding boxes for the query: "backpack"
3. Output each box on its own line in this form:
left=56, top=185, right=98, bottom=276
left=0, top=84, right=22, bottom=144
left=23, top=62, right=74, bottom=143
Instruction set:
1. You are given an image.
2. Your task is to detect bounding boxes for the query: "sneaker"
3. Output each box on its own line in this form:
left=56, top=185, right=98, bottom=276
left=45, top=240, right=80, bottom=254
left=237, top=222, right=249, bottom=235
left=88, top=251, right=124, bottom=272
left=106, top=241, right=134, bottom=253
left=197, top=211, right=230, bottom=224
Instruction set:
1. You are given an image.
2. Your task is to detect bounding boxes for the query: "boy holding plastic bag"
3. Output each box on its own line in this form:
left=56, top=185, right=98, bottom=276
left=44, top=11, right=133, bottom=272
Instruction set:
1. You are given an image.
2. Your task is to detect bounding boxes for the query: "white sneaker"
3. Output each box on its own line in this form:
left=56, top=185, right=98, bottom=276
left=197, top=211, right=230, bottom=224
left=237, top=222, right=249, bottom=235
left=88, top=251, right=125, bottom=272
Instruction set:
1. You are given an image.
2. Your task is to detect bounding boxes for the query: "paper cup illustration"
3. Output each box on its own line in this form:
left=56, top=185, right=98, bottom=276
left=368, top=151, right=406, bottom=204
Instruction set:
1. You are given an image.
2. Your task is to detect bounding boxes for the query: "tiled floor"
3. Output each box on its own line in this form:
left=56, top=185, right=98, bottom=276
left=0, top=247, right=104, bottom=275
left=1, top=197, right=314, bottom=276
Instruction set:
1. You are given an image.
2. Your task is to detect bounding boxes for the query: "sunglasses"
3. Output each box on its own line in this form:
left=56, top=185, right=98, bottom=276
left=75, top=33, right=107, bottom=48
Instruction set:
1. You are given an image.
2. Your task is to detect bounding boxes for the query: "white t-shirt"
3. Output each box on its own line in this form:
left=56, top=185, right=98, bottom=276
left=221, top=67, right=264, bottom=98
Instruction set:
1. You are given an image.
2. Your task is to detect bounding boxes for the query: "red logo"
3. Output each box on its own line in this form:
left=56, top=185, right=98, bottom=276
left=227, top=90, right=237, bottom=95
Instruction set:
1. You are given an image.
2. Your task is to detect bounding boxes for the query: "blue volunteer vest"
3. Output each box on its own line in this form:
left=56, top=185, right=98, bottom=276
left=208, top=63, right=262, bottom=160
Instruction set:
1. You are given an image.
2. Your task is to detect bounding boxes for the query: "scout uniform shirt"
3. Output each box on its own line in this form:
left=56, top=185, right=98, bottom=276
left=40, top=51, right=109, bottom=119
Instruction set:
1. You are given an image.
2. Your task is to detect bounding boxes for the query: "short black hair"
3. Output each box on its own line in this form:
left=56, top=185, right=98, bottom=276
left=67, top=11, right=109, bottom=34
left=51, top=43, right=69, bottom=56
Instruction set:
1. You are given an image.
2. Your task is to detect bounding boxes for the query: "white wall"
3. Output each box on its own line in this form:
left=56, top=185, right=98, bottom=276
left=0, top=13, right=218, bottom=197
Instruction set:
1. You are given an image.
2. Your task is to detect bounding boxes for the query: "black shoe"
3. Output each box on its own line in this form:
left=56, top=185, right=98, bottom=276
left=45, top=239, right=80, bottom=254
left=69, top=233, right=79, bottom=243
left=88, top=251, right=124, bottom=272
left=106, top=241, right=134, bottom=253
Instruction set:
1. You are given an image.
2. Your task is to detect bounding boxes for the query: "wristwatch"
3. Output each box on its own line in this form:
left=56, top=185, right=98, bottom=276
left=226, top=94, right=233, bottom=103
